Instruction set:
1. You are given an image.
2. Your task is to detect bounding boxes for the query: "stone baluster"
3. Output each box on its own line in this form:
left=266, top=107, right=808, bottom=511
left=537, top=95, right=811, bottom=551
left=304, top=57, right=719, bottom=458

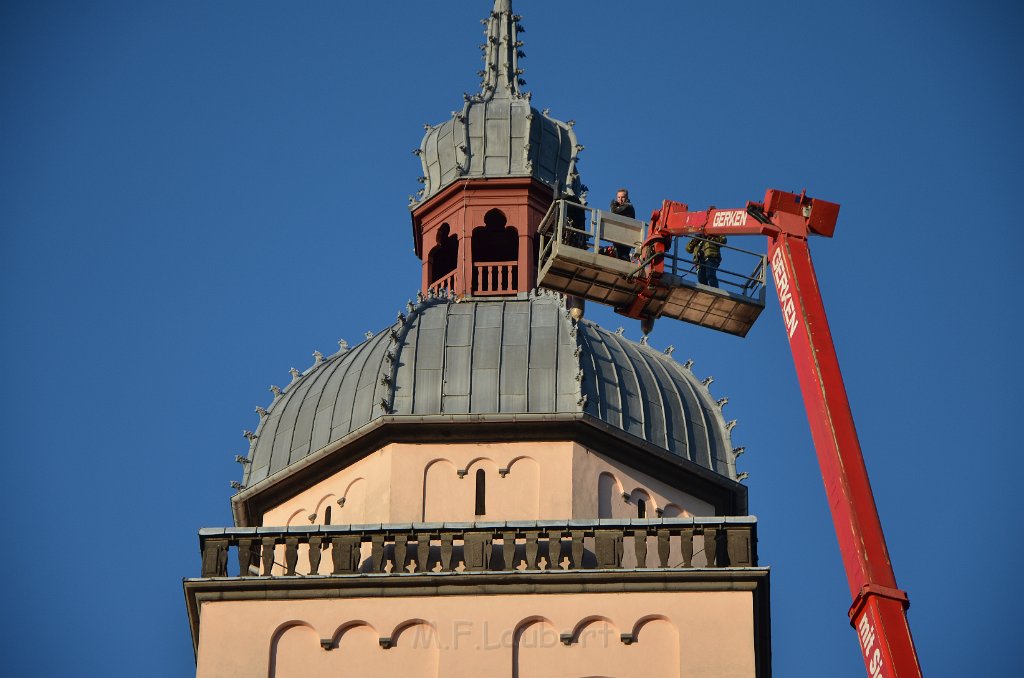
left=570, top=531, right=585, bottom=569
left=680, top=528, right=693, bottom=568
left=704, top=527, right=718, bottom=567
left=261, top=537, right=276, bottom=576
left=394, top=534, right=408, bottom=573
left=416, top=533, right=431, bottom=573
left=524, top=531, right=540, bottom=570
left=501, top=531, right=517, bottom=570
left=440, top=533, right=454, bottom=571
left=237, top=538, right=257, bottom=577
left=657, top=529, right=671, bottom=568
left=371, top=534, right=387, bottom=572
left=308, top=536, right=323, bottom=574
left=714, top=525, right=728, bottom=566
left=547, top=531, right=562, bottom=570
left=633, top=529, right=647, bottom=568
left=284, top=537, right=299, bottom=575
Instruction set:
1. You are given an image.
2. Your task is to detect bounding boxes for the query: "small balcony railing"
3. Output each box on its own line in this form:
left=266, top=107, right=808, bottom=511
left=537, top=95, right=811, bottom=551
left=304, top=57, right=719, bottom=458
left=427, top=269, right=458, bottom=296
left=472, top=260, right=518, bottom=296
left=196, top=517, right=757, bottom=579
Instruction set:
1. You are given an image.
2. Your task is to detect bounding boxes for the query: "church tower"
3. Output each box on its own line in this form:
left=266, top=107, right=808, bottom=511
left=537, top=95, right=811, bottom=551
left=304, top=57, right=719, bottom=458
left=185, top=3, right=770, bottom=676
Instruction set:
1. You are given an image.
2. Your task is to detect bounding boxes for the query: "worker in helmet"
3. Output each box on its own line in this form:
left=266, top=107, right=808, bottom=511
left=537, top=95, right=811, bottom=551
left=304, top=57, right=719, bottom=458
left=609, top=188, right=635, bottom=260
left=686, top=233, right=726, bottom=288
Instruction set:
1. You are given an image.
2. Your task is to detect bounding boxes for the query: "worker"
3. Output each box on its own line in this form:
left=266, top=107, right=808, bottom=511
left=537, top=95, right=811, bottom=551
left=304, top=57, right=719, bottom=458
left=562, top=193, right=588, bottom=249
left=608, top=188, right=635, bottom=260
left=686, top=233, right=726, bottom=288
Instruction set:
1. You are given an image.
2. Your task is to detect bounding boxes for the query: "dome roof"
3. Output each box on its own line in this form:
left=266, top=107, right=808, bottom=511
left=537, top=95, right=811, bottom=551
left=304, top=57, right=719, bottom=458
left=241, top=293, right=739, bottom=488
left=411, top=0, right=583, bottom=207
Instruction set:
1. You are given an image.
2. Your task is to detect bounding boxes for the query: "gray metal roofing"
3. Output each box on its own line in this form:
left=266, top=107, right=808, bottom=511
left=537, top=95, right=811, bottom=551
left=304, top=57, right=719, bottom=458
left=411, top=0, right=583, bottom=207
left=241, top=292, right=738, bottom=488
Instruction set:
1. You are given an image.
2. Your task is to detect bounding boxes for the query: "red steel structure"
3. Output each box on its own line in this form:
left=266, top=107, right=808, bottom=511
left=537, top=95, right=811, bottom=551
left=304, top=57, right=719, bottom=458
left=617, top=190, right=921, bottom=678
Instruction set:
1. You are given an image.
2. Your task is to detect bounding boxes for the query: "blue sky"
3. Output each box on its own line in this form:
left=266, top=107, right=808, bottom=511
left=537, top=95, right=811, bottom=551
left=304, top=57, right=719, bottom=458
left=2, top=1, right=1021, bottom=676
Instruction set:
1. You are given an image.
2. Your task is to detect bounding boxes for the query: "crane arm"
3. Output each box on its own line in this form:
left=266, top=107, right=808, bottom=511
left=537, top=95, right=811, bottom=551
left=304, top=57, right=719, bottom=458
left=647, top=189, right=842, bottom=241
left=623, top=189, right=922, bottom=677
left=628, top=189, right=840, bottom=291
left=770, top=234, right=921, bottom=678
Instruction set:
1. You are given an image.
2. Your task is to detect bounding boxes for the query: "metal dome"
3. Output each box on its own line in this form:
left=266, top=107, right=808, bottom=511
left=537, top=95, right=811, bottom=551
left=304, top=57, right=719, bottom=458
left=411, top=0, right=583, bottom=207
left=241, top=293, right=739, bottom=488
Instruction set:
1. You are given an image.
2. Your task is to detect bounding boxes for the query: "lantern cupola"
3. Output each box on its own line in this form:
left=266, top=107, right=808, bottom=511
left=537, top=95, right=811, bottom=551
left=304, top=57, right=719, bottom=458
left=410, top=0, right=584, bottom=298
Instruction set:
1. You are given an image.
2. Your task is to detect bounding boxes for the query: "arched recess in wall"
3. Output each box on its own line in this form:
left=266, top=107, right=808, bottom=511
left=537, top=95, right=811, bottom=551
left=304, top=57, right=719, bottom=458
left=314, top=494, right=339, bottom=524
left=597, top=472, right=623, bottom=519
left=327, top=619, right=377, bottom=646
left=389, top=620, right=441, bottom=678
left=471, top=208, right=518, bottom=294
left=630, top=617, right=680, bottom=678
left=674, top=494, right=715, bottom=517
left=629, top=488, right=654, bottom=519
left=269, top=622, right=332, bottom=678
left=571, top=617, right=626, bottom=677
left=661, top=503, right=690, bottom=518
left=284, top=508, right=307, bottom=528
left=422, top=459, right=462, bottom=522
left=332, top=623, right=381, bottom=675
left=498, top=456, right=539, bottom=520
left=571, top=615, right=620, bottom=648
left=428, top=223, right=458, bottom=288
left=513, top=617, right=560, bottom=678
left=337, top=478, right=366, bottom=524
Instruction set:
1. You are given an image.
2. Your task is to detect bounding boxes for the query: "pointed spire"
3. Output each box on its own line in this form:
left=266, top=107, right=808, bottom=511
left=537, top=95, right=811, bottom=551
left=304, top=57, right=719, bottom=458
left=480, top=0, right=524, bottom=99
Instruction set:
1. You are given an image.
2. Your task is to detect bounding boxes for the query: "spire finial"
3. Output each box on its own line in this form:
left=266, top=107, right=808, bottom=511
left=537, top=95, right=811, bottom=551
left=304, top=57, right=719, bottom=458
left=480, top=0, right=523, bottom=99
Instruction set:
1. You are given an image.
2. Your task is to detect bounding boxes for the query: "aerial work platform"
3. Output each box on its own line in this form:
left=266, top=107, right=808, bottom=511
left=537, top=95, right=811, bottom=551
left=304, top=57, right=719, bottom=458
left=536, top=200, right=767, bottom=336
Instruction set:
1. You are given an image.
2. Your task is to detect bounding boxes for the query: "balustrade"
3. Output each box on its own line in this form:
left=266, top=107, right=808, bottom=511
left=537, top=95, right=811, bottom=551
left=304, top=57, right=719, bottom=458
left=427, top=269, right=458, bottom=295
left=197, top=518, right=756, bottom=578
left=472, top=260, right=518, bottom=295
